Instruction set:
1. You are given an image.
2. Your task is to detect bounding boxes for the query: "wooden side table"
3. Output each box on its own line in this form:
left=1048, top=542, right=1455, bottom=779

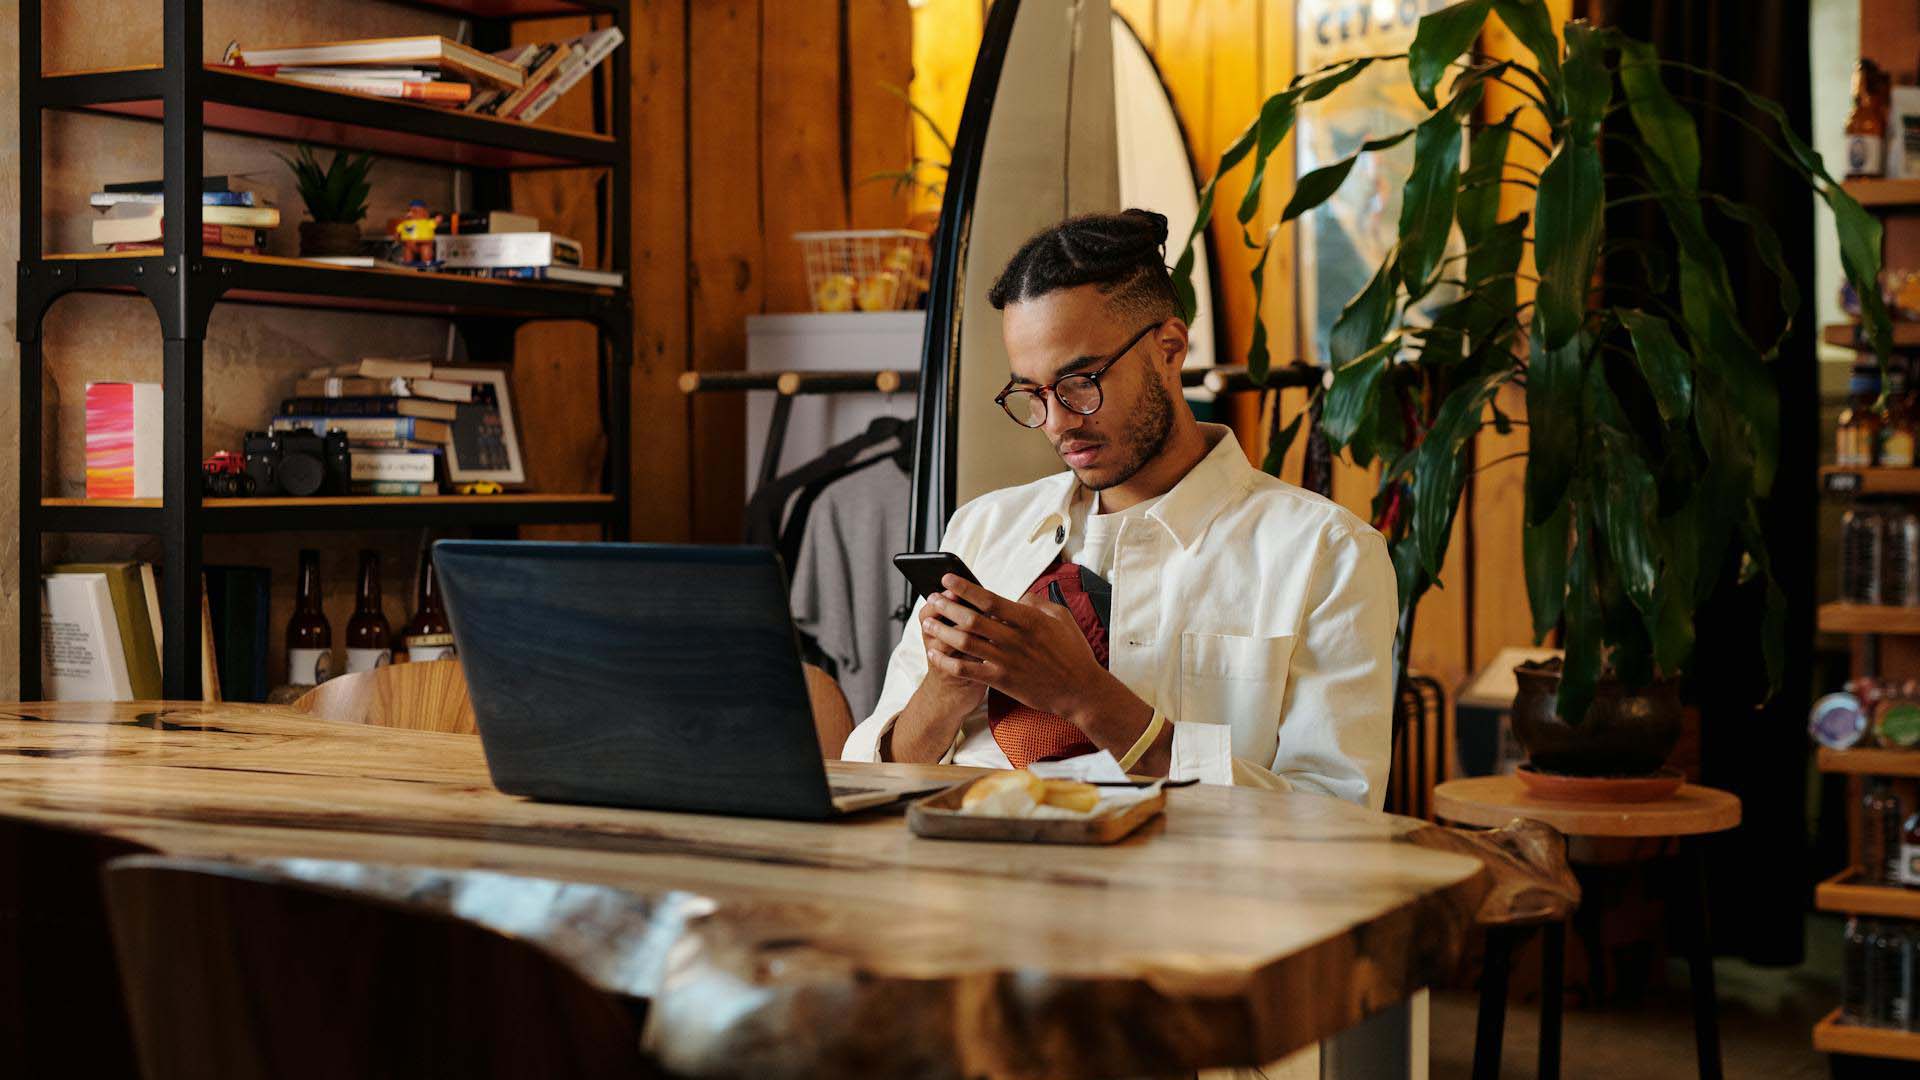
left=1434, top=777, right=1743, bottom=1080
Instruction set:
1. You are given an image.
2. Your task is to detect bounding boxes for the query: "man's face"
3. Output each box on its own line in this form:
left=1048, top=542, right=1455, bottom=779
left=1000, top=285, right=1186, bottom=491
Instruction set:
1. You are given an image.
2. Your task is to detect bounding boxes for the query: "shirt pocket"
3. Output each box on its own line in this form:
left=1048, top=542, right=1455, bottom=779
left=1179, top=632, right=1295, bottom=757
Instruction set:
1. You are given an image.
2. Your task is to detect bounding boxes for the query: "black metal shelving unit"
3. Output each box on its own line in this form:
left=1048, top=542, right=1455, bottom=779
left=16, top=0, right=633, bottom=699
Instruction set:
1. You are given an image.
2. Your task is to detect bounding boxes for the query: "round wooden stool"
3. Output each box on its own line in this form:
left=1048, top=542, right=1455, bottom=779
left=1434, top=777, right=1743, bottom=1080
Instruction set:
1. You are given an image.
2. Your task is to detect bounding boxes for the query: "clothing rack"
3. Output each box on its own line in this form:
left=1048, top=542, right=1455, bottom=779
left=1186, top=362, right=1325, bottom=394
left=679, top=368, right=920, bottom=496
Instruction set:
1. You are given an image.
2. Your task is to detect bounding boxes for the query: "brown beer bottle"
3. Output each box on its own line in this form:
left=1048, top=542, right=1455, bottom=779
left=345, top=550, right=392, bottom=673
left=286, top=549, right=333, bottom=685
left=401, top=551, right=456, bottom=662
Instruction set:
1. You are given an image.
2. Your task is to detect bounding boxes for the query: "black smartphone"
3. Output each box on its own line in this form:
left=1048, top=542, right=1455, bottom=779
left=892, top=552, right=982, bottom=606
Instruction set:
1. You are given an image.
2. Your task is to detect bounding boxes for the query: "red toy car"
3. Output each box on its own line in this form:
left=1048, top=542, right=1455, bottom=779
left=201, top=451, right=257, bottom=497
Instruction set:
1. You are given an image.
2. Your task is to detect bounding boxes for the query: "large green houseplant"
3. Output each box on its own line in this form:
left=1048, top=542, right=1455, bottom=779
left=1173, top=1, right=1893, bottom=739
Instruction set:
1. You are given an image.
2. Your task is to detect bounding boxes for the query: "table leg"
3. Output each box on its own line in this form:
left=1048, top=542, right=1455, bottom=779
left=1539, top=920, right=1564, bottom=1080
left=1681, top=841, right=1722, bottom=1080
left=1472, top=926, right=1514, bottom=1080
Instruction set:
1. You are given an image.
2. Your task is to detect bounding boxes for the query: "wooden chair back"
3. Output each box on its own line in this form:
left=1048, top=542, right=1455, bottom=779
left=292, top=659, right=476, bottom=734
left=0, top=815, right=154, bottom=1078
left=803, top=663, right=856, bottom=758
left=104, top=856, right=660, bottom=1080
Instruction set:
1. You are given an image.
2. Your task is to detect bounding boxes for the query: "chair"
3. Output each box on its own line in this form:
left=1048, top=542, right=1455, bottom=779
left=1387, top=672, right=1447, bottom=819
left=0, top=815, right=155, bottom=1079
left=803, top=663, right=856, bottom=758
left=104, top=856, right=662, bottom=1080
left=293, top=659, right=477, bottom=733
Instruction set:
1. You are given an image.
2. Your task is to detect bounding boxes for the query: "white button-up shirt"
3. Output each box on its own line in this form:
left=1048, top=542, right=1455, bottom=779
left=840, top=424, right=1398, bottom=808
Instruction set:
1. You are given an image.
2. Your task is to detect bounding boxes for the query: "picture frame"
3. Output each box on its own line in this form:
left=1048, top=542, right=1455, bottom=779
left=431, top=366, right=525, bottom=485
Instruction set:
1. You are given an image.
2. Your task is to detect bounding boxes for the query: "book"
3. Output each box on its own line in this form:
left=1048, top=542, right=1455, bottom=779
left=293, top=376, right=474, bottom=402
left=444, top=211, right=541, bottom=235
left=306, top=357, right=437, bottom=380
left=351, top=480, right=440, bottom=496
left=234, top=36, right=526, bottom=89
left=53, top=563, right=163, bottom=701
left=90, top=190, right=258, bottom=208
left=108, top=244, right=265, bottom=257
left=280, top=395, right=459, bottom=421
left=41, top=573, right=134, bottom=701
left=348, top=438, right=444, bottom=453
left=252, top=65, right=439, bottom=80
left=491, top=43, right=571, bottom=118
left=435, top=232, right=582, bottom=269
left=300, top=255, right=378, bottom=267
left=520, top=27, right=625, bottom=122
left=97, top=221, right=267, bottom=247
left=350, top=450, right=439, bottom=482
left=408, top=378, right=479, bottom=402
left=103, top=174, right=272, bottom=196
left=91, top=206, right=281, bottom=244
left=274, top=72, right=472, bottom=104
left=200, top=573, right=221, bottom=703
left=455, top=265, right=625, bottom=288
left=85, top=382, right=162, bottom=498
left=464, top=43, right=539, bottom=112
left=203, top=566, right=271, bottom=702
left=272, top=415, right=452, bottom=443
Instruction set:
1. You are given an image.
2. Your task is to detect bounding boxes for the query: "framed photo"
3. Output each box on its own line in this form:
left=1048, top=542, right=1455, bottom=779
left=432, top=366, right=525, bottom=485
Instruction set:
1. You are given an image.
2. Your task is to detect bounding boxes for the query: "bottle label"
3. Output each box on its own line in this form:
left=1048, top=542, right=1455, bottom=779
left=346, top=648, right=392, bottom=674
left=1900, top=843, right=1920, bottom=887
left=404, top=632, right=456, bottom=662
left=1885, top=430, right=1916, bottom=468
left=288, top=648, right=332, bottom=685
left=1849, top=134, right=1886, bottom=177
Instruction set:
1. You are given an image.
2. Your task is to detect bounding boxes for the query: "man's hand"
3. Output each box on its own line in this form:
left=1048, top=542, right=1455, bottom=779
left=922, top=575, right=1102, bottom=717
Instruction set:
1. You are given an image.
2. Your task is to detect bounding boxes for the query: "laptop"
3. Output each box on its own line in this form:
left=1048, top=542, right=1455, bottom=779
left=433, top=540, right=944, bottom=820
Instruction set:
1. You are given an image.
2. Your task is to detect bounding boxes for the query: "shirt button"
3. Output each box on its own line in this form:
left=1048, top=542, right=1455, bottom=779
left=1054, top=525, right=1065, bottom=544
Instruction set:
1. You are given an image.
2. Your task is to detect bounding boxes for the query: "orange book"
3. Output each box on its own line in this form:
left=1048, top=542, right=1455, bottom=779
left=275, top=73, right=472, bottom=104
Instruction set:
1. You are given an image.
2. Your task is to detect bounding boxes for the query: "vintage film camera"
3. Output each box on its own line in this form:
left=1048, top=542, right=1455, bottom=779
left=242, top=429, right=351, bottom=497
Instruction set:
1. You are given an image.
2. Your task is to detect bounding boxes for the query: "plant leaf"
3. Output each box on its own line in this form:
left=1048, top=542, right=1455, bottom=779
left=1329, top=257, right=1400, bottom=367
left=1524, top=318, right=1585, bottom=522
left=1523, top=496, right=1569, bottom=643
left=1491, top=0, right=1566, bottom=112
left=1263, top=398, right=1306, bottom=476
left=1591, top=421, right=1661, bottom=617
left=1246, top=227, right=1279, bottom=380
left=1397, top=91, right=1472, bottom=301
left=1322, top=338, right=1396, bottom=451
left=1558, top=501, right=1602, bottom=722
left=1828, top=186, right=1894, bottom=365
left=1412, top=369, right=1512, bottom=576
left=1457, top=112, right=1516, bottom=247
left=1533, top=139, right=1603, bottom=350
left=1561, top=21, right=1611, bottom=145
left=1616, top=37, right=1700, bottom=190
left=1704, top=196, right=1798, bottom=359
left=1281, top=129, right=1414, bottom=223
left=1408, top=0, right=1492, bottom=109
left=1615, top=309, right=1692, bottom=425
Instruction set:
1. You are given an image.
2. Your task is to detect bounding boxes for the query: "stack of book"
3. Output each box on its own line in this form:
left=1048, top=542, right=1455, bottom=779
left=89, top=175, right=280, bottom=255
left=465, top=26, right=625, bottom=123
left=224, top=36, right=528, bottom=107
left=274, top=357, right=466, bottom=496
left=41, top=562, right=167, bottom=702
left=437, top=231, right=623, bottom=287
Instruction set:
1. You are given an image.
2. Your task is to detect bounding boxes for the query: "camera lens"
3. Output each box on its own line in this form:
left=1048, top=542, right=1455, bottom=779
left=278, top=453, right=326, bottom=497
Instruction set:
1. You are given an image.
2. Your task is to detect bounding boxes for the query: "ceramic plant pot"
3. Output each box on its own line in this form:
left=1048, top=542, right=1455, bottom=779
left=298, top=221, right=361, bottom=257
left=1510, top=660, right=1683, bottom=777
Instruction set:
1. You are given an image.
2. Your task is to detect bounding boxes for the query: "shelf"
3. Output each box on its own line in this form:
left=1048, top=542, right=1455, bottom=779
left=1818, top=603, right=1920, bottom=635
left=1818, top=747, right=1920, bottom=777
left=37, top=66, right=620, bottom=169
left=1825, top=323, right=1920, bottom=350
left=32, top=252, right=622, bottom=321
left=1816, top=869, right=1920, bottom=918
left=1842, top=178, right=1920, bottom=208
left=37, top=494, right=616, bottom=534
left=1814, top=1008, right=1920, bottom=1061
left=399, top=0, right=620, bottom=17
left=1820, top=467, right=1920, bottom=495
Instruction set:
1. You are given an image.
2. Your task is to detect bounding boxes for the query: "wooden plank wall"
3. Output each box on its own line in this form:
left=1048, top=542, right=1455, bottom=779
left=627, top=0, right=916, bottom=543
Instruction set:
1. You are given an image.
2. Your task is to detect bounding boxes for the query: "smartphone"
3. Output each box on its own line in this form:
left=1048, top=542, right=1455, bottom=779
left=893, top=552, right=982, bottom=606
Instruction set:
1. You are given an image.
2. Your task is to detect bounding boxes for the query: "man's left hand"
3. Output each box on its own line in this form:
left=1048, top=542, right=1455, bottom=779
left=923, top=575, right=1103, bottom=717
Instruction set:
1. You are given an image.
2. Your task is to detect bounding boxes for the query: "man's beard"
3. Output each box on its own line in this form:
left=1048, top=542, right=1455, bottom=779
left=1072, top=375, right=1174, bottom=491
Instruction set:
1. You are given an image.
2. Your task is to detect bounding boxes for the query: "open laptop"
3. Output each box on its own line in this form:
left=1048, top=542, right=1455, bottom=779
left=432, top=540, right=943, bottom=820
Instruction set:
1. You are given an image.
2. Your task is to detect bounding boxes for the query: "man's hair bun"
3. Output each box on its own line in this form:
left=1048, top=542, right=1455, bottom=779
left=987, top=208, right=1181, bottom=318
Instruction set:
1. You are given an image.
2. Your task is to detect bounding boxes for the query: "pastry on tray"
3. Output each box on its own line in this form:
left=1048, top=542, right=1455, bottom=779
left=958, top=770, right=1103, bottom=818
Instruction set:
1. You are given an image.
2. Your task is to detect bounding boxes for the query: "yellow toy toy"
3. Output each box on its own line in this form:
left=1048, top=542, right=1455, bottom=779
left=394, top=199, right=441, bottom=265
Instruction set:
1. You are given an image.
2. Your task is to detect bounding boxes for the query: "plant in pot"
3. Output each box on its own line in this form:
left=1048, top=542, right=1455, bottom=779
left=278, top=144, right=375, bottom=257
left=1172, top=2, right=1893, bottom=777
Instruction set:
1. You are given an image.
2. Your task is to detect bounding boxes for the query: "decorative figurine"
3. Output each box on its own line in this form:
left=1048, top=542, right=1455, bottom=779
left=394, top=199, right=441, bottom=266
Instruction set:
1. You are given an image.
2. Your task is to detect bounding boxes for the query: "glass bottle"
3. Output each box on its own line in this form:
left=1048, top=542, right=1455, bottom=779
left=1842, top=503, right=1888, bottom=604
left=286, top=549, right=332, bottom=685
left=401, top=550, right=456, bottom=662
left=1848, top=59, right=1890, bottom=179
left=1845, top=917, right=1871, bottom=1023
left=344, top=550, right=392, bottom=674
left=1865, top=780, right=1904, bottom=885
left=1901, top=808, right=1920, bottom=890
left=1888, top=507, right=1920, bottom=606
left=1884, top=366, right=1917, bottom=468
left=1880, top=683, right=1920, bottom=750
left=1839, top=363, right=1884, bottom=467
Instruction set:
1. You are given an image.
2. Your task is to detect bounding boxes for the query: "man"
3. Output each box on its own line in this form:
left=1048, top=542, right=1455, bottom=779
left=839, top=209, right=1396, bottom=805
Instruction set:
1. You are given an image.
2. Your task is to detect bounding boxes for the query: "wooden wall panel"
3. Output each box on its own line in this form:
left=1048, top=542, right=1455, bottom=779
left=761, top=2, right=848, bottom=314
left=909, top=0, right=986, bottom=218
left=846, top=0, right=916, bottom=229
left=631, top=0, right=693, bottom=542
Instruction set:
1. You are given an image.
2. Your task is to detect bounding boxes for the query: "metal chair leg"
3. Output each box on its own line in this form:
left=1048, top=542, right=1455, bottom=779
left=1474, top=926, right=1515, bottom=1080
left=1539, top=920, right=1565, bottom=1080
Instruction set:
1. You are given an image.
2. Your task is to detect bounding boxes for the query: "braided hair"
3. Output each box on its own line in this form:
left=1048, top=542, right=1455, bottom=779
left=986, top=209, right=1180, bottom=321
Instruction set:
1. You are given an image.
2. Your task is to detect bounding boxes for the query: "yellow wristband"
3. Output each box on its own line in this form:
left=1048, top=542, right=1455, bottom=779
left=1116, top=711, right=1168, bottom=772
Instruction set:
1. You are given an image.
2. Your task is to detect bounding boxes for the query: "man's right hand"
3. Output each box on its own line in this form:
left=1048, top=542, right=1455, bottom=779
left=881, top=580, right=993, bottom=762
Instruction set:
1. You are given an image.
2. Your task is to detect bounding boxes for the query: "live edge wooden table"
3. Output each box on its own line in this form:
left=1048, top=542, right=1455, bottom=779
left=1434, top=776, right=1743, bottom=1080
left=0, top=703, right=1490, bottom=1079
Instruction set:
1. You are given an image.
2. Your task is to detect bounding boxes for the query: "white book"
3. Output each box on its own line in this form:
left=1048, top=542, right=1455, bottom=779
left=435, top=232, right=582, bottom=268
left=235, top=36, right=524, bottom=88
left=350, top=451, right=438, bottom=482
left=520, top=27, right=625, bottom=122
left=42, top=574, right=134, bottom=701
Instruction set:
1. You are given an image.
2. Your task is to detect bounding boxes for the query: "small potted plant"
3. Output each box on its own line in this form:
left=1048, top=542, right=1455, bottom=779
left=277, top=144, right=375, bottom=257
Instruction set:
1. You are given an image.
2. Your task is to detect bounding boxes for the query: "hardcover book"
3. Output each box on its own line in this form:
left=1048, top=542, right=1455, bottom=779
left=232, top=36, right=526, bottom=89
left=434, top=232, right=583, bottom=269
left=53, top=562, right=163, bottom=700
left=279, top=395, right=459, bottom=421
left=272, top=415, right=452, bottom=443
left=349, top=450, right=439, bottom=483
left=41, top=573, right=134, bottom=701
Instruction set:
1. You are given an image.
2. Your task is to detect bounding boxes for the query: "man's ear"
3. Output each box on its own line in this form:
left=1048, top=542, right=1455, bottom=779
left=1154, top=318, right=1191, bottom=369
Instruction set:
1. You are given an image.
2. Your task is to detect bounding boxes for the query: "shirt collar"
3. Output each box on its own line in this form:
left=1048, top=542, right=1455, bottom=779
left=1023, top=423, right=1254, bottom=550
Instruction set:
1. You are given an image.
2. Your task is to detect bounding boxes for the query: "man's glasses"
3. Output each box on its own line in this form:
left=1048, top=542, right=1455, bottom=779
left=994, top=321, right=1163, bottom=429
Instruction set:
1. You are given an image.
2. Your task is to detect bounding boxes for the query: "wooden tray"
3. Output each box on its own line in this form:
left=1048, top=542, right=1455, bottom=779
left=907, top=777, right=1167, bottom=844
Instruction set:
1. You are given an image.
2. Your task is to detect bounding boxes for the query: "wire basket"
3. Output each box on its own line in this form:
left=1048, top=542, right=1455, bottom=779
left=795, top=229, right=931, bottom=313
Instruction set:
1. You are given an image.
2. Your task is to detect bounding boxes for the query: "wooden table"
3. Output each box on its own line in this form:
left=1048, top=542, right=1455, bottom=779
left=0, top=702, right=1488, bottom=1079
left=1434, top=776, right=1744, bottom=1080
